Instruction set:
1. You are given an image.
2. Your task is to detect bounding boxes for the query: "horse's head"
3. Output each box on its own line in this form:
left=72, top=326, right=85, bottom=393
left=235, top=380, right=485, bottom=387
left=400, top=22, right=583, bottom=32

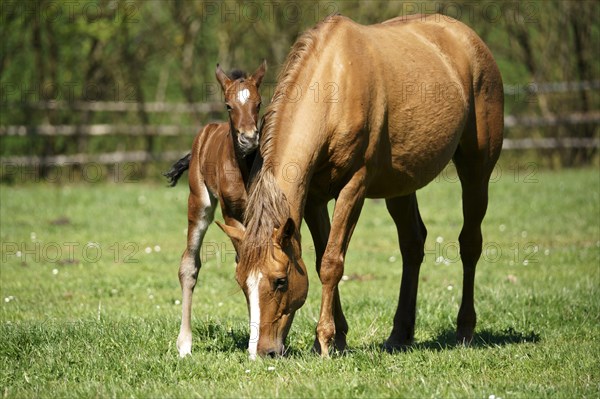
left=216, top=61, right=266, bottom=156
left=217, top=217, right=308, bottom=359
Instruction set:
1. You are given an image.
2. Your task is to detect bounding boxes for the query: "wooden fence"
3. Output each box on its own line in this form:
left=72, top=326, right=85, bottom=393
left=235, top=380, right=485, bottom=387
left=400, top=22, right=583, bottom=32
left=1, top=80, right=598, bottom=167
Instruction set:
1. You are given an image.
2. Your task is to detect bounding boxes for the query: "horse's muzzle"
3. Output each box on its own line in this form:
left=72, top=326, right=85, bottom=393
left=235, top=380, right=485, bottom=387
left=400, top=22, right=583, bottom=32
left=257, top=344, right=285, bottom=359
left=238, top=132, right=259, bottom=155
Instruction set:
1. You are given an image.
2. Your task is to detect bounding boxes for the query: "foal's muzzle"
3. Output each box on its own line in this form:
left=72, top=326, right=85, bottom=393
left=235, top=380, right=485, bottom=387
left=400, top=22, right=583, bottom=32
left=237, top=131, right=259, bottom=155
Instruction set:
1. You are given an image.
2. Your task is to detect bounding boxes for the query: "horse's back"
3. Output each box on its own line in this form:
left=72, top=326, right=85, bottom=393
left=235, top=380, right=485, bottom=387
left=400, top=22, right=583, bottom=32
left=189, top=122, right=229, bottom=194
left=375, top=15, right=504, bottom=168
left=323, top=15, right=502, bottom=196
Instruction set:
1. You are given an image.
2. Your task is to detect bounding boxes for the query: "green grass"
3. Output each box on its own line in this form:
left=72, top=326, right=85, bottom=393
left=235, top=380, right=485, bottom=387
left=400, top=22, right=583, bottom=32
left=1, top=167, right=599, bottom=398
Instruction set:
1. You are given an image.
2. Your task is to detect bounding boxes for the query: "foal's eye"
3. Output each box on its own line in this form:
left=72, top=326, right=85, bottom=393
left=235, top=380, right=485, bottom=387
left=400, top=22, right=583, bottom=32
left=274, top=277, right=288, bottom=291
left=257, top=103, right=261, bottom=111
left=226, top=104, right=232, bottom=112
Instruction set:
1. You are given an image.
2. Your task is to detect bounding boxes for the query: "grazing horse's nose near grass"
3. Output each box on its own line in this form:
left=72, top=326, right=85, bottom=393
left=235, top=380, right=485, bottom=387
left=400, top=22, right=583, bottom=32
left=258, top=344, right=284, bottom=358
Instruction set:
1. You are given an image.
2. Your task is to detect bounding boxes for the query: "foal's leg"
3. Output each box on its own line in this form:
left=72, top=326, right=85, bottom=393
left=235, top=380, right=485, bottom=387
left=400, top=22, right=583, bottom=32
left=383, top=193, right=427, bottom=350
left=305, top=202, right=349, bottom=353
left=316, top=169, right=367, bottom=356
left=177, top=183, right=216, bottom=357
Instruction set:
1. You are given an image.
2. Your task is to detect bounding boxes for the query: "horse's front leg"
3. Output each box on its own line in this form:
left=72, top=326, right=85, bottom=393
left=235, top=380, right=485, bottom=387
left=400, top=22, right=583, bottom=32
left=177, top=183, right=215, bottom=357
left=316, top=169, right=367, bottom=356
left=305, top=202, right=348, bottom=353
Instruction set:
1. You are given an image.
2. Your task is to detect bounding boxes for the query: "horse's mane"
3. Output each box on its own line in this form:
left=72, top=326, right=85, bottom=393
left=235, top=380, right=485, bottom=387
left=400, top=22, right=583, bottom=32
left=241, top=14, right=342, bottom=265
left=241, top=160, right=290, bottom=263
left=259, top=13, right=342, bottom=164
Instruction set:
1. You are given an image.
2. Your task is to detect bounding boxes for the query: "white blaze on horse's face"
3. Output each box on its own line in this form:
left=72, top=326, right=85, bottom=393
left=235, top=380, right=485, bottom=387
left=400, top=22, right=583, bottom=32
left=237, top=88, right=250, bottom=105
left=223, top=218, right=308, bottom=358
left=246, top=270, right=262, bottom=360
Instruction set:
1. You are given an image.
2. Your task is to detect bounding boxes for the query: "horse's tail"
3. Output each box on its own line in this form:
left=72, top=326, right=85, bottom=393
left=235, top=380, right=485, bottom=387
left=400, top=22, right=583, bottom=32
left=163, top=153, right=192, bottom=187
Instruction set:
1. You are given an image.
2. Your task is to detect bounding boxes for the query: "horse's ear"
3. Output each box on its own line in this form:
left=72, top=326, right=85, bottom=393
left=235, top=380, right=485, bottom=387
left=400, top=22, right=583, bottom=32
left=251, top=59, right=267, bottom=88
left=215, top=64, right=231, bottom=92
left=216, top=220, right=245, bottom=248
left=274, top=218, right=295, bottom=248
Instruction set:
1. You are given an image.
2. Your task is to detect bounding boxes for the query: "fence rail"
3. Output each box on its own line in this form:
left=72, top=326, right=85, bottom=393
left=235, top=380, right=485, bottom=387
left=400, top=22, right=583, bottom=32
left=2, top=101, right=223, bottom=113
left=0, top=124, right=193, bottom=137
left=2, top=111, right=599, bottom=137
left=0, top=151, right=184, bottom=167
left=1, top=138, right=598, bottom=167
left=2, top=79, right=598, bottom=113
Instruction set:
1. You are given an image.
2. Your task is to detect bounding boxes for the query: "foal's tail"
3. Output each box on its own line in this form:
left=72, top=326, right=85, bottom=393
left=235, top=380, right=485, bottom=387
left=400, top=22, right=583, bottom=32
left=163, top=153, right=191, bottom=187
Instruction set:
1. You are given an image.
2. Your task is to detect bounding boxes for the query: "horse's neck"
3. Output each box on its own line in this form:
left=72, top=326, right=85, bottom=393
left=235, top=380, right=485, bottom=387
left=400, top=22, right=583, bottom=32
left=264, top=106, right=326, bottom=225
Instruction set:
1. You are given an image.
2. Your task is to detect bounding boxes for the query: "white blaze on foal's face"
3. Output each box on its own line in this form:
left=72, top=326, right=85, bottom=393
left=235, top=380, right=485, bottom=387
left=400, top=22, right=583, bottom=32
left=237, top=88, right=250, bottom=105
left=246, top=271, right=263, bottom=360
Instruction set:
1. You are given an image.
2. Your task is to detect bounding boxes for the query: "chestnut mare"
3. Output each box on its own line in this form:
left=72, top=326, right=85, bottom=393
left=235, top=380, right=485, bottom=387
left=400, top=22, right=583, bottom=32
left=164, top=61, right=266, bottom=357
left=219, top=14, right=503, bottom=359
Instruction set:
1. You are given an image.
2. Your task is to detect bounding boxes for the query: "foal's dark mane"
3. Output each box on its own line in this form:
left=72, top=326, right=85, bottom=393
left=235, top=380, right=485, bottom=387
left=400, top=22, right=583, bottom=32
left=228, top=69, right=247, bottom=80
left=241, top=15, right=342, bottom=266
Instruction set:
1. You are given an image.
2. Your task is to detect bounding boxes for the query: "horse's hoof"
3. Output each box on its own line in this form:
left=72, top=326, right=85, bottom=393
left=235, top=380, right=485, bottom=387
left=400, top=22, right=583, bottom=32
left=456, top=325, right=474, bottom=346
left=456, top=332, right=474, bottom=346
left=177, top=335, right=192, bottom=358
left=178, top=346, right=192, bottom=358
left=334, top=337, right=347, bottom=353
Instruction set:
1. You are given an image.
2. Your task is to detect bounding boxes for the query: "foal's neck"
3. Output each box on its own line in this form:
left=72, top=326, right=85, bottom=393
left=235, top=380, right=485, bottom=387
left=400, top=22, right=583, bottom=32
left=237, top=149, right=256, bottom=190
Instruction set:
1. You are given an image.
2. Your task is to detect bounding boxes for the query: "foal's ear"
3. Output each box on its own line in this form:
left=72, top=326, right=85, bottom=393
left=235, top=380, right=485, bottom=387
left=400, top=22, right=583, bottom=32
left=215, top=64, right=231, bottom=92
left=216, top=220, right=245, bottom=248
left=251, top=60, right=267, bottom=88
left=274, top=218, right=295, bottom=248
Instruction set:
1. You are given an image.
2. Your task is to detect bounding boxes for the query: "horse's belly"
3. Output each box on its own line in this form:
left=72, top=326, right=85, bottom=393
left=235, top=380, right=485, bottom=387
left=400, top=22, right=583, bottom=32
left=365, top=130, right=460, bottom=198
left=366, top=156, right=452, bottom=198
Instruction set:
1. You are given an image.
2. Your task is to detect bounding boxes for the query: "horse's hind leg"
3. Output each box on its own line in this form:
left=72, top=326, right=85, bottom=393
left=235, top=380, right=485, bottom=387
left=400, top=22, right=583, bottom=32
left=453, top=155, right=491, bottom=344
left=453, top=84, right=503, bottom=344
left=384, top=193, right=427, bottom=350
left=177, top=183, right=216, bottom=357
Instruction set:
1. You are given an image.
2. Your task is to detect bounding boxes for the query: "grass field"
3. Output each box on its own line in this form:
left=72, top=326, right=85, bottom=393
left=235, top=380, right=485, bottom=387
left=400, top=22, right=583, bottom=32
left=1, top=166, right=599, bottom=398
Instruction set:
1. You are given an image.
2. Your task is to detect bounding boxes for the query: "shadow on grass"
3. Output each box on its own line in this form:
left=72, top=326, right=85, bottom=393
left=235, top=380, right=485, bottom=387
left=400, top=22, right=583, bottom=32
left=193, top=322, right=540, bottom=356
left=414, top=327, right=541, bottom=351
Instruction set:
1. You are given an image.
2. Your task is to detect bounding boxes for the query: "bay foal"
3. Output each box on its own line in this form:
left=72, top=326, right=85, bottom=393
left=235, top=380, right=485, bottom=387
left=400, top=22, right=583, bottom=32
left=165, top=61, right=266, bottom=357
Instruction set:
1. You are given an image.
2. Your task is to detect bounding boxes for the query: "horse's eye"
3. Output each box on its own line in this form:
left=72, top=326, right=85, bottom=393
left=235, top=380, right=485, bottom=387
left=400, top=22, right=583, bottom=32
left=226, top=104, right=232, bottom=111
left=257, top=103, right=261, bottom=111
left=274, top=277, right=288, bottom=291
